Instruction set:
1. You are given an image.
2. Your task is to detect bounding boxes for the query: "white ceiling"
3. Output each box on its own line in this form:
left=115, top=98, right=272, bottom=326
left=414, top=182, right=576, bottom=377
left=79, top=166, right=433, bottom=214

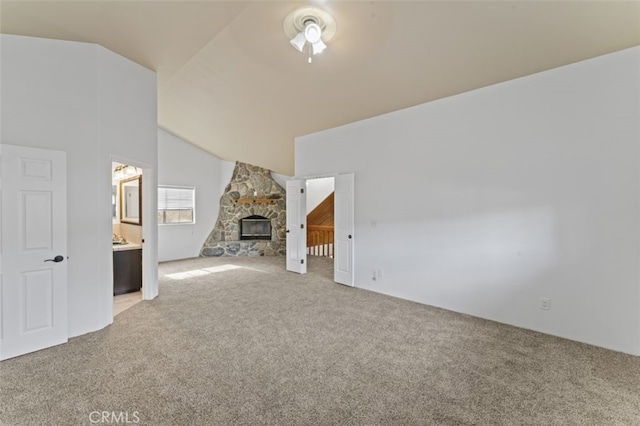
left=2, top=1, right=639, bottom=175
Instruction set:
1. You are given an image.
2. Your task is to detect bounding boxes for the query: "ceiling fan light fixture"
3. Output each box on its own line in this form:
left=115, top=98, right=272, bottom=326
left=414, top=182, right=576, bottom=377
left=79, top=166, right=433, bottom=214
left=304, top=22, right=322, bottom=44
left=283, top=7, right=336, bottom=63
left=290, top=31, right=306, bottom=52
left=312, top=39, right=327, bottom=55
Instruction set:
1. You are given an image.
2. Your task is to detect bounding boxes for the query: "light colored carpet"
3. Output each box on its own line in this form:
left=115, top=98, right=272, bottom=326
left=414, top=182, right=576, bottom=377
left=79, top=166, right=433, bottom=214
left=1, top=256, right=639, bottom=425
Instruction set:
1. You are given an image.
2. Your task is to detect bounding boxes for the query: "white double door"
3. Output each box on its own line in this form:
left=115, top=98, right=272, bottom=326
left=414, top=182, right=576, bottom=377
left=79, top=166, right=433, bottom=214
left=0, top=144, right=68, bottom=361
left=286, top=174, right=354, bottom=287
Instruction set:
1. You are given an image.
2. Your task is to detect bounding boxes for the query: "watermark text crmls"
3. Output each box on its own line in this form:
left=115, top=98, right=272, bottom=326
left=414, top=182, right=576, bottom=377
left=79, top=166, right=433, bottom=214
left=89, top=411, right=140, bottom=424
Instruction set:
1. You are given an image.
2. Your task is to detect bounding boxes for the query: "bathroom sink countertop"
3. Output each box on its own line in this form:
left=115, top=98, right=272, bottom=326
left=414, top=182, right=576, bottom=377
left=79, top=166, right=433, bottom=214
left=113, top=242, right=142, bottom=251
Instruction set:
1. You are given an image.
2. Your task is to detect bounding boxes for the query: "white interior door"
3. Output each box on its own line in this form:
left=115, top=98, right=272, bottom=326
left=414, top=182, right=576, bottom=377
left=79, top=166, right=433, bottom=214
left=334, top=173, right=354, bottom=286
left=0, top=144, right=68, bottom=361
left=286, top=179, right=307, bottom=274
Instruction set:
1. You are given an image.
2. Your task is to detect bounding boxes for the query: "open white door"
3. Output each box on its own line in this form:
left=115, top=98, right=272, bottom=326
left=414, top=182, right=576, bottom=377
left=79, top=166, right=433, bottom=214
left=0, top=144, right=68, bottom=360
left=286, top=179, right=307, bottom=274
left=334, top=173, right=354, bottom=286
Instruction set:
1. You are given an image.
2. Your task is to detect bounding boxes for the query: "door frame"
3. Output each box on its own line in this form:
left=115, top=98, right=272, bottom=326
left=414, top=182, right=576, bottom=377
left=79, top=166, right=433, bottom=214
left=108, top=156, right=157, bottom=322
left=291, top=171, right=355, bottom=286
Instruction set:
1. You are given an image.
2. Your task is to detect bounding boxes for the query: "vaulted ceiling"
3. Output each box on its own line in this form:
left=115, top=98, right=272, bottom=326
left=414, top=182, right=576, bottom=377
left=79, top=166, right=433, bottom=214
left=2, top=1, right=639, bottom=175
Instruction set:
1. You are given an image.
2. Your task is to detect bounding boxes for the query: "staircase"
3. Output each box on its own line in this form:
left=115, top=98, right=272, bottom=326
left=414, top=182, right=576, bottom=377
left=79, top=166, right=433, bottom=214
left=307, top=192, right=334, bottom=257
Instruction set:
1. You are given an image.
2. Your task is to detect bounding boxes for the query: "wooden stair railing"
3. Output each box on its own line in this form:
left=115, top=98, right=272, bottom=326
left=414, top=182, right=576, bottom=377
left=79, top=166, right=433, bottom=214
left=307, top=225, right=334, bottom=257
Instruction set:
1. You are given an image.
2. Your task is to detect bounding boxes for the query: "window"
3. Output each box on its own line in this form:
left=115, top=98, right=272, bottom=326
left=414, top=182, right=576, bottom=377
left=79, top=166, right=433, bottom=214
left=158, top=186, right=195, bottom=224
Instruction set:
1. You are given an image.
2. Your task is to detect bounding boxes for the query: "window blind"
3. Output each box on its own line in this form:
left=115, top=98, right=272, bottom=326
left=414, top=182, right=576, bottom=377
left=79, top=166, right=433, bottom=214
left=158, top=187, right=194, bottom=210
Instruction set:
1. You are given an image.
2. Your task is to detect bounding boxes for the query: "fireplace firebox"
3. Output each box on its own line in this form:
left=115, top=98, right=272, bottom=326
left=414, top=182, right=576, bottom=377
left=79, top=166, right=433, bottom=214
left=240, top=215, right=272, bottom=240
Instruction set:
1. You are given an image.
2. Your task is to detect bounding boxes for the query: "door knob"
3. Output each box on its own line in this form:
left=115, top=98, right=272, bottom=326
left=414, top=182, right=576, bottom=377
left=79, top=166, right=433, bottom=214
left=348, top=235, right=352, bottom=239
left=44, top=255, right=65, bottom=263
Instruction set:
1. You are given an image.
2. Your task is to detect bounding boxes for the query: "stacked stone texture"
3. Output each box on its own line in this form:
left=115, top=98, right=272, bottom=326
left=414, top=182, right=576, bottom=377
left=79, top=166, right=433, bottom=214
left=200, top=161, right=286, bottom=257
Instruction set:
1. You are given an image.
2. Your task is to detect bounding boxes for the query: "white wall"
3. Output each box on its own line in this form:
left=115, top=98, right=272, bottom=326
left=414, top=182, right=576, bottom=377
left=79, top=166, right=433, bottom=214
left=296, top=47, right=640, bottom=355
left=158, top=128, right=224, bottom=262
left=1, top=35, right=158, bottom=338
left=306, top=177, right=335, bottom=214
left=271, top=172, right=290, bottom=190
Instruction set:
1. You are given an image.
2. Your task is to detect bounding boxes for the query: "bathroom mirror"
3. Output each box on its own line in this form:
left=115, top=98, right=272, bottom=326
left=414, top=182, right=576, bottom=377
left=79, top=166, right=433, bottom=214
left=120, top=175, right=142, bottom=225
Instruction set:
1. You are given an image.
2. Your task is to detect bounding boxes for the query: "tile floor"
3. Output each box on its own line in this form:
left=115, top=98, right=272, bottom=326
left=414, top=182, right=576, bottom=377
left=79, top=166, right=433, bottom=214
left=113, top=291, right=142, bottom=316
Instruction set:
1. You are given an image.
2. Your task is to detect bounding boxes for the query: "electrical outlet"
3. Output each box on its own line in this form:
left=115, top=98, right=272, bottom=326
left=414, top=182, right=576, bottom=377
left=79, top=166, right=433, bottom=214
left=372, top=268, right=377, bottom=281
left=539, top=297, right=551, bottom=310
left=377, top=268, right=384, bottom=278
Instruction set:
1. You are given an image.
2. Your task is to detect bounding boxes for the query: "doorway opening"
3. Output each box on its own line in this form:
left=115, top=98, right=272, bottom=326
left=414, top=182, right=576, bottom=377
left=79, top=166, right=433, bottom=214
left=111, top=161, right=143, bottom=316
left=286, top=173, right=354, bottom=286
left=306, top=177, right=335, bottom=260
left=305, top=177, right=336, bottom=282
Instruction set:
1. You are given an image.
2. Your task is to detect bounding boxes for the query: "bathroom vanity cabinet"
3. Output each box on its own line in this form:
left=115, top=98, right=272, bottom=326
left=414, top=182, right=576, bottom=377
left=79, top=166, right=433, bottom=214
left=113, top=245, right=142, bottom=295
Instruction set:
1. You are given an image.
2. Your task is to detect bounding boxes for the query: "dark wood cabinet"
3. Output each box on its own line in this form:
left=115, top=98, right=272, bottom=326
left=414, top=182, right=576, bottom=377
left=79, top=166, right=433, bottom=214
left=113, top=248, right=142, bottom=295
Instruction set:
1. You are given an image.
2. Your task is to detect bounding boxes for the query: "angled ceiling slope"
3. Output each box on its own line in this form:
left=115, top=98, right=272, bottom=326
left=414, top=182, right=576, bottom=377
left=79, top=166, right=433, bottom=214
left=2, top=1, right=639, bottom=175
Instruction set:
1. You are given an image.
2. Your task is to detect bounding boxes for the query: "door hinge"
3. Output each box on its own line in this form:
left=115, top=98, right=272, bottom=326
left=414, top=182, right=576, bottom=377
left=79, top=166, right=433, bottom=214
left=300, top=188, right=304, bottom=194
left=301, top=259, right=304, bottom=264
left=300, top=224, right=304, bottom=229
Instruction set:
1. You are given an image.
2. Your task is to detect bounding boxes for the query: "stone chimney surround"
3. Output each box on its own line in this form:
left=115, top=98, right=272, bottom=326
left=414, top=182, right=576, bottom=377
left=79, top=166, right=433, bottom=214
left=201, top=161, right=286, bottom=257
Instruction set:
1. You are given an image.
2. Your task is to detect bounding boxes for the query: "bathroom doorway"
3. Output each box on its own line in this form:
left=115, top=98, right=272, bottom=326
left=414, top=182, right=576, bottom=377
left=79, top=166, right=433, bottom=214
left=111, top=161, right=143, bottom=316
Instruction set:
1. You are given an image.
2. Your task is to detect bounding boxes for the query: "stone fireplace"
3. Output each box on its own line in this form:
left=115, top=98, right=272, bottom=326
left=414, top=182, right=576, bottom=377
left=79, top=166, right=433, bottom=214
left=200, top=161, right=286, bottom=257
